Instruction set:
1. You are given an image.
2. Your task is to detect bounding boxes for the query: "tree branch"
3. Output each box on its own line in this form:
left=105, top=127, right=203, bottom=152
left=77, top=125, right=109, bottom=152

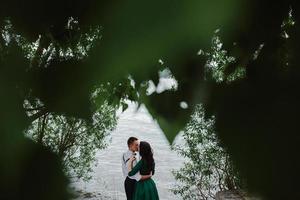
left=29, top=108, right=48, bottom=122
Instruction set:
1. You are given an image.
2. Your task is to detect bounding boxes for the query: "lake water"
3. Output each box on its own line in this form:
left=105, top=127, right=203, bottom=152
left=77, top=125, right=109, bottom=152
left=72, top=102, right=185, bottom=200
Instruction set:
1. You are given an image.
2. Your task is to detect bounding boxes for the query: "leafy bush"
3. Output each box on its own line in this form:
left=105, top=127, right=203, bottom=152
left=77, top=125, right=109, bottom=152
left=24, top=88, right=117, bottom=181
left=172, top=104, right=243, bottom=199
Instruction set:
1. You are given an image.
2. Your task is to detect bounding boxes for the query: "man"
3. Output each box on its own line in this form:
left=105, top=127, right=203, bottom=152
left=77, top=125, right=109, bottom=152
left=122, top=137, right=152, bottom=200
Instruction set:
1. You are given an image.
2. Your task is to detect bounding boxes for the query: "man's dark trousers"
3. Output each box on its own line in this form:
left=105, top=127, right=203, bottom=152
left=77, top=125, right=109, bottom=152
left=124, top=177, right=136, bottom=200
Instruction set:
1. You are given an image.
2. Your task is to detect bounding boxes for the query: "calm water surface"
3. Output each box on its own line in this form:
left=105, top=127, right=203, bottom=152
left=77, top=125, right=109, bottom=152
left=72, top=102, right=185, bottom=200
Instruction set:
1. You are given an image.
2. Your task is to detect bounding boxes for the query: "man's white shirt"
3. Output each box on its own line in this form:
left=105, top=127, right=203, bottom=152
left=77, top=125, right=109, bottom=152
left=122, top=150, right=142, bottom=181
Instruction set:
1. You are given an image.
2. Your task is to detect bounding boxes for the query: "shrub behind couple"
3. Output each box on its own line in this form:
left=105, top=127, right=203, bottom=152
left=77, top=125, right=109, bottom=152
left=122, top=137, right=159, bottom=200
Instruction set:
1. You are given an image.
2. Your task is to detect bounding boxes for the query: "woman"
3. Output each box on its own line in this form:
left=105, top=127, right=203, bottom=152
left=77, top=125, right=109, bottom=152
left=128, top=141, right=159, bottom=200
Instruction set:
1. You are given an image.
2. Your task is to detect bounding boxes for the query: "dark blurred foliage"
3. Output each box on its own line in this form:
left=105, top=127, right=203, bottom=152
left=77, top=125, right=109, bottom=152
left=141, top=50, right=208, bottom=142
left=0, top=139, right=72, bottom=200
left=1, top=0, right=300, bottom=199
left=30, top=59, right=93, bottom=118
left=0, top=0, right=97, bottom=40
left=204, top=1, right=300, bottom=199
left=0, top=40, right=74, bottom=199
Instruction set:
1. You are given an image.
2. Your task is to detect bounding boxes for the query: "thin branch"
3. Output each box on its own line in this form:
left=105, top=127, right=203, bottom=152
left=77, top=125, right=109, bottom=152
left=24, top=106, right=45, bottom=111
left=38, top=113, right=48, bottom=144
left=29, top=108, right=48, bottom=122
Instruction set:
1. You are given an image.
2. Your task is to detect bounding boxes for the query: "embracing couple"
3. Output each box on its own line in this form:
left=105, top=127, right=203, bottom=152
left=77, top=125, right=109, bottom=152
left=122, top=137, right=159, bottom=200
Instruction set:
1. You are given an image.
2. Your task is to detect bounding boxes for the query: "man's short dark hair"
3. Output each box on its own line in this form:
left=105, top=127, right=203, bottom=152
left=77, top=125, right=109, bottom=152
left=127, top=137, right=138, bottom=147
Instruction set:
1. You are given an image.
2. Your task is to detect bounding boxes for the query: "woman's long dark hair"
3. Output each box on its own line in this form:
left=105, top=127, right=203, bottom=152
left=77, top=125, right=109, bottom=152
left=139, top=141, right=155, bottom=173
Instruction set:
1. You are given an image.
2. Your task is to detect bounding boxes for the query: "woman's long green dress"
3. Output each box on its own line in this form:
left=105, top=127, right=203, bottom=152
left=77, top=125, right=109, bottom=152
left=128, top=159, right=159, bottom=200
